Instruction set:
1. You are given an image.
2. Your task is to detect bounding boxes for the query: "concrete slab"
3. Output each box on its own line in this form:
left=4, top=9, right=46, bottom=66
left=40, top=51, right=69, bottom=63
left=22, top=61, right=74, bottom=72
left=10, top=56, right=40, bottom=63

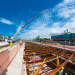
left=2, top=43, right=25, bottom=75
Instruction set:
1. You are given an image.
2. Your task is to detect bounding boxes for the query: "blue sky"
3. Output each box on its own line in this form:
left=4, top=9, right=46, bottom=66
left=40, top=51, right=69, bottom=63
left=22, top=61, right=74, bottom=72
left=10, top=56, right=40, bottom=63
left=0, top=0, right=75, bottom=39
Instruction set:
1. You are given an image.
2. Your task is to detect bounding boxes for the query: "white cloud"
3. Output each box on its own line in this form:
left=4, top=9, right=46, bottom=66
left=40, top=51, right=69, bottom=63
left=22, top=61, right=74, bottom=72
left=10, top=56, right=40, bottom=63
left=63, top=0, right=74, bottom=3
left=10, top=33, right=12, bottom=34
left=16, top=21, right=24, bottom=32
left=0, top=18, right=14, bottom=25
left=53, top=22, right=60, bottom=27
left=14, top=21, right=25, bottom=38
left=17, top=26, right=21, bottom=33
left=58, top=7, right=75, bottom=18
left=16, top=0, right=75, bottom=39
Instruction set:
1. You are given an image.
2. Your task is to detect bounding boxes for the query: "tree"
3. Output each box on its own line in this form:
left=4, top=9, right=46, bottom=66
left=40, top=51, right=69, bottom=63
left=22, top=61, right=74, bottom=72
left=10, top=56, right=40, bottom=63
left=34, top=35, right=50, bottom=42
left=35, top=35, right=40, bottom=41
left=18, top=38, right=21, bottom=41
left=4, top=36, right=6, bottom=39
left=39, top=38, right=43, bottom=42
left=54, top=38, right=56, bottom=40
left=70, top=38, right=75, bottom=43
left=8, top=36, right=11, bottom=39
left=65, top=38, right=68, bottom=41
left=15, top=38, right=21, bottom=42
left=43, top=38, right=50, bottom=42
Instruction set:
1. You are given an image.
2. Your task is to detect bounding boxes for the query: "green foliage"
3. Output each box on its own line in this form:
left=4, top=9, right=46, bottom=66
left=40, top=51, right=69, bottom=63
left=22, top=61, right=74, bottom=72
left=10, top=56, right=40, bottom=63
left=70, top=38, right=75, bottom=43
left=39, top=38, right=43, bottom=41
left=15, top=38, right=21, bottom=41
left=54, top=38, right=56, bottom=40
left=4, top=36, right=6, bottom=39
left=43, top=38, right=50, bottom=41
left=65, top=38, right=68, bottom=41
left=32, top=39, right=35, bottom=41
left=34, top=35, right=50, bottom=42
left=35, top=35, right=40, bottom=41
left=8, top=36, right=11, bottom=39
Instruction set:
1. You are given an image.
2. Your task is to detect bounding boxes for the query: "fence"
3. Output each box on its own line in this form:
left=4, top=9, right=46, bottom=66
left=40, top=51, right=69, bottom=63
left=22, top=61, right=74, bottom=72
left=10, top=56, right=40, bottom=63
left=0, top=42, right=23, bottom=75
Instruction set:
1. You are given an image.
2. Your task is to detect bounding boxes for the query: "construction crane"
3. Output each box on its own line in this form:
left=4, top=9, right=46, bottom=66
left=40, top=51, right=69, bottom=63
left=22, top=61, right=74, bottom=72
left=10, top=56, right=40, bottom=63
left=12, top=10, right=49, bottom=39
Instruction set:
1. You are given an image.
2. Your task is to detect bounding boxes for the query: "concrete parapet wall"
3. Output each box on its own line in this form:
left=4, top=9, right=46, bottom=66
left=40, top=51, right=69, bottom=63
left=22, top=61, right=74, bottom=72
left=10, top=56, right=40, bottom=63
left=0, top=42, right=23, bottom=75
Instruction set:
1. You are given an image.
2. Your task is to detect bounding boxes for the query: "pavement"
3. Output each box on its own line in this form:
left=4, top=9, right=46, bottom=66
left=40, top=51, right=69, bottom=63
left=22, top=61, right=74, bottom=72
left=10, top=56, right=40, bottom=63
left=0, top=42, right=10, bottom=53
left=0, top=42, right=9, bottom=47
left=0, top=46, right=10, bottom=53
left=2, top=43, right=25, bottom=75
left=0, top=42, right=19, bottom=53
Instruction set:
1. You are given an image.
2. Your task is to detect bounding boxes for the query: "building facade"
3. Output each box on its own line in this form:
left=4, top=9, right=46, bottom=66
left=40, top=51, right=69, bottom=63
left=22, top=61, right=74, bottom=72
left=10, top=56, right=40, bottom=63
left=51, top=33, right=75, bottom=41
left=0, top=34, right=3, bottom=39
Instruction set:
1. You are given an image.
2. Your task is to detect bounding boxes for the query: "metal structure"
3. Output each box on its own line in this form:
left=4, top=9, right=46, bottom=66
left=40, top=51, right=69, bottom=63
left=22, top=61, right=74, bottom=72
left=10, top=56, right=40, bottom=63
left=13, top=10, right=48, bottom=39
left=23, top=42, right=75, bottom=75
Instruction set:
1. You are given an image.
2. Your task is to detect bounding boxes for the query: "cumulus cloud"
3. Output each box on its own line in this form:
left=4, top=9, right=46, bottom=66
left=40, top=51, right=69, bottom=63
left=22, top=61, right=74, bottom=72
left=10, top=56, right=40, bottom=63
left=0, top=18, right=14, bottom=25
left=63, top=0, right=74, bottom=3
left=16, top=0, right=75, bottom=39
left=58, top=5, right=75, bottom=18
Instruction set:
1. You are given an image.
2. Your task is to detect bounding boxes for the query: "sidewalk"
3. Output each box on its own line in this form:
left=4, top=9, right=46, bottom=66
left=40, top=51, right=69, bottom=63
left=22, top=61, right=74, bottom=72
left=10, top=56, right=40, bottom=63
left=2, top=43, right=25, bottom=75
left=0, top=42, right=9, bottom=47
left=0, top=46, right=10, bottom=53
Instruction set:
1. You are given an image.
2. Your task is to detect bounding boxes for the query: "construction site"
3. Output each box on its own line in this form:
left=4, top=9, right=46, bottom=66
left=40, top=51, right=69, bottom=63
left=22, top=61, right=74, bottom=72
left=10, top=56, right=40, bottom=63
left=0, top=1, right=75, bottom=74
left=0, top=41, right=75, bottom=75
left=23, top=41, right=75, bottom=75
left=0, top=11, right=75, bottom=75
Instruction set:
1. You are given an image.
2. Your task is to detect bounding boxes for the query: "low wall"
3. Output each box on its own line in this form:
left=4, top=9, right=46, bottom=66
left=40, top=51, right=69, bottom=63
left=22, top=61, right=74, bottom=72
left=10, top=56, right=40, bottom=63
left=0, top=42, right=23, bottom=75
